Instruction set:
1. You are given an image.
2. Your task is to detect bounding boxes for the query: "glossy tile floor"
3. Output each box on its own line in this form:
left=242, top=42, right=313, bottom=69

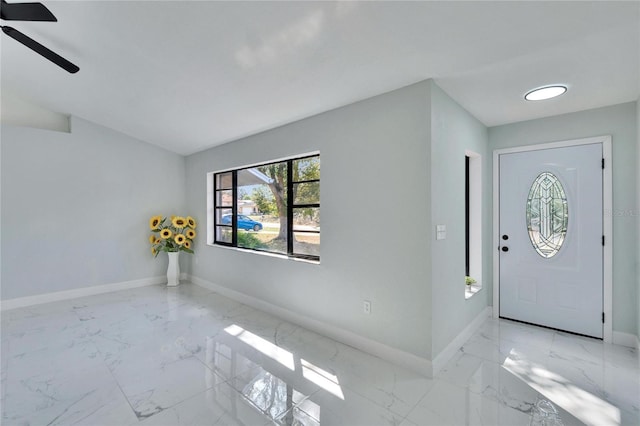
left=1, top=283, right=638, bottom=425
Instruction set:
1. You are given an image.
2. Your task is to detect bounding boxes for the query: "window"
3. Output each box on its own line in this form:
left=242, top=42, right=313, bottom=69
left=465, top=151, right=482, bottom=299
left=212, top=154, right=320, bottom=261
left=465, top=155, right=470, bottom=277
left=214, top=172, right=234, bottom=245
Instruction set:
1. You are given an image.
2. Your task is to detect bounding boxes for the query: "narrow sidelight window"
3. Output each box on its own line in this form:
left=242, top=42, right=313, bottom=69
left=465, top=151, right=482, bottom=298
left=465, top=155, right=470, bottom=277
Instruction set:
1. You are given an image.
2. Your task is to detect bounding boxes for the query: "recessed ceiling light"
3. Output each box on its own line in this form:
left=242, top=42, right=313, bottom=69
left=524, top=85, right=567, bottom=101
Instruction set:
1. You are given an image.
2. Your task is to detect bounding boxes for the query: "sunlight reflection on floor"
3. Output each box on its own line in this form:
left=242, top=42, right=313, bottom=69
left=503, top=350, right=620, bottom=426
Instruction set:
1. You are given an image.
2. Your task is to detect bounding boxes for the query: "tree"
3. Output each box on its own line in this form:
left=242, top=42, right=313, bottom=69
left=259, top=162, right=288, bottom=240
left=251, top=186, right=276, bottom=215
left=292, top=158, right=320, bottom=223
left=238, top=188, right=250, bottom=200
left=259, top=157, right=320, bottom=241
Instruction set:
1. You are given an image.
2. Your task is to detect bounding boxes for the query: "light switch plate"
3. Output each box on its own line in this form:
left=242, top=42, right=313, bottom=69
left=436, top=224, right=446, bottom=240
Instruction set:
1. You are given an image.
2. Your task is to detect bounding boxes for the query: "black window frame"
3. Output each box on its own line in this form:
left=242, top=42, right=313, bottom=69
left=465, top=155, right=470, bottom=277
left=288, top=156, right=321, bottom=258
left=213, top=154, right=320, bottom=261
left=213, top=171, right=237, bottom=247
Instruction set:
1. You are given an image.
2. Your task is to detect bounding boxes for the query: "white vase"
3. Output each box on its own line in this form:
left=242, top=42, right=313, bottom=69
left=167, top=251, right=180, bottom=286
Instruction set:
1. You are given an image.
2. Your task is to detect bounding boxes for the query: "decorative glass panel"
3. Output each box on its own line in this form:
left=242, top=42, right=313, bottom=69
left=526, top=172, right=568, bottom=258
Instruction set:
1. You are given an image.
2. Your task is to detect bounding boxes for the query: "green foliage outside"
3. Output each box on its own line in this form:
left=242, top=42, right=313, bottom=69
left=292, top=157, right=320, bottom=221
left=254, top=156, right=320, bottom=240
left=238, top=188, right=250, bottom=200
left=251, top=186, right=277, bottom=215
left=237, top=231, right=268, bottom=249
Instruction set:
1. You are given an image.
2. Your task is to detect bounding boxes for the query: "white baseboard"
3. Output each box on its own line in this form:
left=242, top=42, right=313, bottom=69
left=431, top=306, right=492, bottom=375
left=189, top=275, right=434, bottom=377
left=612, top=331, right=640, bottom=349
left=0, top=276, right=165, bottom=311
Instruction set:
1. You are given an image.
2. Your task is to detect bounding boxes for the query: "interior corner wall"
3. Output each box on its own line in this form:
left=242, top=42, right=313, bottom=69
left=428, top=81, right=490, bottom=359
left=1, top=117, right=186, bottom=300
left=489, top=102, right=639, bottom=336
left=186, top=82, right=433, bottom=360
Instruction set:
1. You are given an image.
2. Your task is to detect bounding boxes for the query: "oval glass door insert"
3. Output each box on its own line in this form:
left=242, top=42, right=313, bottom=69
left=526, top=172, right=568, bottom=258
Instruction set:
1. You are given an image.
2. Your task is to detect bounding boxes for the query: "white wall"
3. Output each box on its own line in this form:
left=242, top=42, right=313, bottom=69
left=186, top=82, right=434, bottom=360
left=186, top=80, right=494, bottom=367
left=489, top=102, right=638, bottom=336
left=1, top=117, right=186, bottom=300
left=429, top=82, right=490, bottom=358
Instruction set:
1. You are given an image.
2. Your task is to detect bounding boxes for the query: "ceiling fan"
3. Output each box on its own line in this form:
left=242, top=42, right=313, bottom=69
left=1, top=0, right=79, bottom=73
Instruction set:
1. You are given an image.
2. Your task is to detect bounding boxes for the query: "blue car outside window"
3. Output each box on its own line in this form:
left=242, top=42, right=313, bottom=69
left=221, top=214, right=262, bottom=231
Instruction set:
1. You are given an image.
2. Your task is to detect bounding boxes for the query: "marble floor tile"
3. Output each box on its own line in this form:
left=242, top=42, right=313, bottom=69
left=551, top=331, right=640, bottom=369
left=405, top=379, right=532, bottom=426
left=179, top=291, right=257, bottom=324
left=285, top=385, right=406, bottom=426
left=318, top=343, right=435, bottom=418
left=543, top=352, right=639, bottom=425
left=115, top=356, right=216, bottom=420
left=1, top=283, right=638, bottom=426
left=460, top=328, right=552, bottom=367
left=136, top=383, right=275, bottom=426
left=478, top=318, right=556, bottom=349
left=3, top=306, right=87, bottom=345
left=2, top=349, right=137, bottom=426
left=437, top=352, right=540, bottom=414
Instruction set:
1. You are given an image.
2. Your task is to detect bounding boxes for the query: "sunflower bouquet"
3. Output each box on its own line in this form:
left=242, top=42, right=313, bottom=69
left=149, top=215, right=197, bottom=257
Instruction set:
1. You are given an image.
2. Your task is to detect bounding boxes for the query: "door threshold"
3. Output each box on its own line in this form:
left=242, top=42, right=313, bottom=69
left=499, top=316, right=603, bottom=341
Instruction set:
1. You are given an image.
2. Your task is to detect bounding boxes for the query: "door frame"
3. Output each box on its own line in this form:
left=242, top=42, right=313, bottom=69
left=492, top=135, right=613, bottom=342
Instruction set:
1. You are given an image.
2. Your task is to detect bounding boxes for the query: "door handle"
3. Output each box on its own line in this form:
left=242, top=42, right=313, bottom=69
left=501, top=246, right=509, bottom=252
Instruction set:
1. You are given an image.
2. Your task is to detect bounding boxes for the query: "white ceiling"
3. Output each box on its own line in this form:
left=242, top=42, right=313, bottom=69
left=1, top=1, right=639, bottom=155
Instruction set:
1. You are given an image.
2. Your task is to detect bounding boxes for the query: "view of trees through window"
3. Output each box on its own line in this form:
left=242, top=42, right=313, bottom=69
left=214, top=154, right=320, bottom=260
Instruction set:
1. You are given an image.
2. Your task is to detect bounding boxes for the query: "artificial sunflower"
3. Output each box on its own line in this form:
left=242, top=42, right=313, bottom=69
left=186, top=216, right=197, bottom=228
left=148, top=213, right=196, bottom=257
left=172, top=216, right=186, bottom=228
left=149, top=215, right=162, bottom=230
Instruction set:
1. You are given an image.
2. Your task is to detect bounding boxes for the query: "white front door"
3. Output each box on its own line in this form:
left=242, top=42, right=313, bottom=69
left=499, top=143, right=603, bottom=338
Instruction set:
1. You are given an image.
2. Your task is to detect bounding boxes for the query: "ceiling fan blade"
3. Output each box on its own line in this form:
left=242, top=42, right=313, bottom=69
left=1, top=0, right=56, bottom=21
left=2, top=26, right=78, bottom=73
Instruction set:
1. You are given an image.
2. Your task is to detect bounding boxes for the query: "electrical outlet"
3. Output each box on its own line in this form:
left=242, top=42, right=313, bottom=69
left=363, top=300, right=371, bottom=314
